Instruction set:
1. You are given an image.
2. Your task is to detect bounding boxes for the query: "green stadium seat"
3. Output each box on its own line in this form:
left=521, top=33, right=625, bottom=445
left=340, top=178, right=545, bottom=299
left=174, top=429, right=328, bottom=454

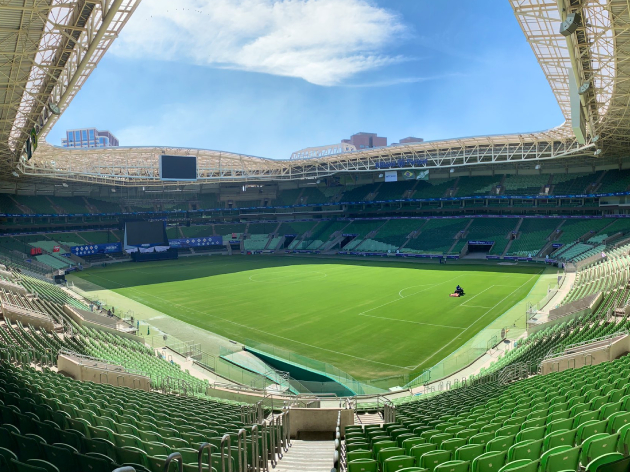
left=420, top=450, right=452, bottom=472
left=584, top=453, right=625, bottom=472
left=348, top=458, right=378, bottom=472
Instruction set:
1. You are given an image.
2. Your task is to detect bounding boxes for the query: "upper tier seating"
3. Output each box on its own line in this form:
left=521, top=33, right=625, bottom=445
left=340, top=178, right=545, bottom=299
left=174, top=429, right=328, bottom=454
left=552, top=173, right=601, bottom=195
left=12, top=196, right=56, bottom=215
left=456, top=176, right=502, bottom=197
left=247, top=222, right=278, bottom=234
left=451, top=219, right=517, bottom=255
left=376, top=181, right=417, bottom=201
left=507, top=220, right=560, bottom=257
left=502, top=175, right=549, bottom=196
left=300, top=187, right=330, bottom=204
left=597, top=170, right=630, bottom=194
left=85, top=198, right=123, bottom=213
left=277, top=221, right=318, bottom=236
left=553, top=220, right=612, bottom=246
left=406, top=219, right=470, bottom=254
left=362, top=219, right=425, bottom=251
left=340, top=184, right=380, bottom=202
left=414, top=180, right=455, bottom=199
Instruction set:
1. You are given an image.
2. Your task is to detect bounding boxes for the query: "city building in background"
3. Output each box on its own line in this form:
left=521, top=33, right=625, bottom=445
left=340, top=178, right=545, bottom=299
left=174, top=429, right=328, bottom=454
left=342, top=132, right=387, bottom=149
left=61, top=128, right=119, bottom=148
left=399, top=137, right=424, bottom=144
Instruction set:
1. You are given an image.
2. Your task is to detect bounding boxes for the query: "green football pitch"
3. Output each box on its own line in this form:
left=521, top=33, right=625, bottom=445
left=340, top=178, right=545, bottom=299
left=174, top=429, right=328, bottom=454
left=72, top=256, right=543, bottom=381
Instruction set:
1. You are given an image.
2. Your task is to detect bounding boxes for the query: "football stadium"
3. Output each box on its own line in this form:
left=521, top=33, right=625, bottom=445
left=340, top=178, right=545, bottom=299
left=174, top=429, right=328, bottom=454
left=2, top=1, right=630, bottom=472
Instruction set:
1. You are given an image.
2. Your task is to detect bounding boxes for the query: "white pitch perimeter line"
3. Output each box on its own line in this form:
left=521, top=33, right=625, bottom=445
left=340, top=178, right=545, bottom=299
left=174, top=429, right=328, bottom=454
left=459, top=285, right=495, bottom=307
left=357, top=313, right=465, bottom=330
left=411, top=270, right=543, bottom=369
left=87, top=273, right=413, bottom=370
left=398, top=285, right=433, bottom=298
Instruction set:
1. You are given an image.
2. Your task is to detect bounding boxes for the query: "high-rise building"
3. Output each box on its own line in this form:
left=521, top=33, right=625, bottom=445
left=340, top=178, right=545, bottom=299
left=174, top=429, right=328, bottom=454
left=61, top=128, right=119, bottom=148
left=342, top=132, right=387, bottom=149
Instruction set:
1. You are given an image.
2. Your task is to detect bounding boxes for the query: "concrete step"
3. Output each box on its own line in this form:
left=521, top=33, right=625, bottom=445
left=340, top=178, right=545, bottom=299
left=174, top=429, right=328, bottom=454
left=354, top=412, right=383, bottom=425
left=273, top=440, right=334, bottom=472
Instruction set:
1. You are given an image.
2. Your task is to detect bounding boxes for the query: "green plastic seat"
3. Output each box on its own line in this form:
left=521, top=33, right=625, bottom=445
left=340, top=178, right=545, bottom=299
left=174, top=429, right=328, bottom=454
left=582, top=433, right=619, bottom=465
left=410, top=444, right=438, bottom=463
left=543, top=429, right=577, bottom=452
left=455, top=444, right=484, bottom=462
left=469, top=433, right=494, bottom=447
left=442, top=439, right=467, bottom=455
left=507, top=440, right=542, bottom=463
left=403, top=438, right=426, bottom=455
left=384, top=455, right=416, bottom=472
left=434, top=460, right=470, bottom=472
left=498, top=460, right=538, bottom=472
left=486, top=436, right=514, bottom=453
left=116, top=446, right=150, bottom=469
left=578, top=421, right=609, bottom=445
left=378, top=448, right=406, bottom=469
left=539, top=445, right=580, bottom=472
left=348, top=458, right=378, bottom=472
left=374, top=441, right=399, bottom=457
left=584, top=453, right=624, bottom=472
left=347, top=450, right=373, bottom=462
left=515, top=427, right=545, bottom=443
left=420, top=450, right=452, bottom=472
left=471, top=451, right=506, bottom=472
left=347, top=442, right=371, bottom=453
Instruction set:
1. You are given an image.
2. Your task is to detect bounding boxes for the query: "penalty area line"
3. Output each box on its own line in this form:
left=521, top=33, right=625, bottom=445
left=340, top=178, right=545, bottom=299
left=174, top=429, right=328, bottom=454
left=410, top=271, right=542, bottom=370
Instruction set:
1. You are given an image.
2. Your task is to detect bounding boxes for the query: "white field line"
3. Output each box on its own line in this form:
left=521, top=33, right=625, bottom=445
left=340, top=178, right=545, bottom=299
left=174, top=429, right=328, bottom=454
left=411, top=270, right=543, bottom=369
left=87, top=273, right=413, bottom=370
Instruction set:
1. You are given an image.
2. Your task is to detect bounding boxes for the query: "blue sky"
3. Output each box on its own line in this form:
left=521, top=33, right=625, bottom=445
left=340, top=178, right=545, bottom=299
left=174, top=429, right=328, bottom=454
left=48, top=0, right=565, bottom=159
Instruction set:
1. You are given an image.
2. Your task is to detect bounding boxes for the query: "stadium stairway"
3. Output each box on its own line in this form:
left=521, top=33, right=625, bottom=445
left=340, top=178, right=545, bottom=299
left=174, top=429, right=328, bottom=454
left=274, top=440, right=334, bottom=472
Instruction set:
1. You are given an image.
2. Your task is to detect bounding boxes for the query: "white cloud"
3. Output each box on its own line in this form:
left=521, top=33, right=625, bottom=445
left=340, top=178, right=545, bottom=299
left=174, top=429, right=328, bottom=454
left=112, top=0, right=407, bottom=86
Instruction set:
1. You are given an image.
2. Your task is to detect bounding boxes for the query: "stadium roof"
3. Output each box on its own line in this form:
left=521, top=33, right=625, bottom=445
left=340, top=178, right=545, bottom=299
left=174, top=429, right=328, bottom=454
left=0, top=0, right=139, bottom=178
left=5, top=0, right=628, bottom=185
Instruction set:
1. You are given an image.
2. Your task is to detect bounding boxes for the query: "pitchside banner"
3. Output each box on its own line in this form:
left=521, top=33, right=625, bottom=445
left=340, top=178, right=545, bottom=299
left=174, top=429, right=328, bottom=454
left=71, top=243, right=122, bottom=256
left=168, top=236, right=223, bottom=248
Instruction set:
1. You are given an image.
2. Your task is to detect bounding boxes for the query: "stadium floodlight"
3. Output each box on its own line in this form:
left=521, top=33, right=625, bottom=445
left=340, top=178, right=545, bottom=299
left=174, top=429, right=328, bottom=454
left=11, top=171, right=19, bottom=177
left=111, top=188, right=116, bottom=193
left=592, top=135, right=600, bottom=142
left=48, top=102, right=61, bottom=115
left=450, top=168, right=455, bottom=173
left=578, top=82, right=591, bottom=95
left=594, top=149, right=602, bottom=156
left=62, top=183, right=68, bottom=187
left=535, top=164, right=541, bottom=170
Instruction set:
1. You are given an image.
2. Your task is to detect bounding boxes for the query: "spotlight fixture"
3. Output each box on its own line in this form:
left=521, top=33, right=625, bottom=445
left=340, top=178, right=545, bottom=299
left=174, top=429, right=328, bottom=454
left=62, top=183, right=68, bottom=188
left=11, top=171, right=19, bottom=178
left=111, top=188, right=116, bottom=193
left=48, top=102, right=61, bottom=115
left=594, top=149, right=602, bottom=156
left=535, top=165, right=541, bottom=170
left=450, top=168, right=455, bottom=173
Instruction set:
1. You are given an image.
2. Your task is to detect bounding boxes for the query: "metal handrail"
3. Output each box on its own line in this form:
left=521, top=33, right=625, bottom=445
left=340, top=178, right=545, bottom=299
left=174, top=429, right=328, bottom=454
left=163, top=452, right=183, bottom=472
left=237, top=429, right=247, bottom=472
left=198, top=442, right=214, bottom=472
left=220, top=434, right=233, bottom=472
left=251, top=424, right=260, bottom=472
left=544, top=330, right=629, bottom=360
